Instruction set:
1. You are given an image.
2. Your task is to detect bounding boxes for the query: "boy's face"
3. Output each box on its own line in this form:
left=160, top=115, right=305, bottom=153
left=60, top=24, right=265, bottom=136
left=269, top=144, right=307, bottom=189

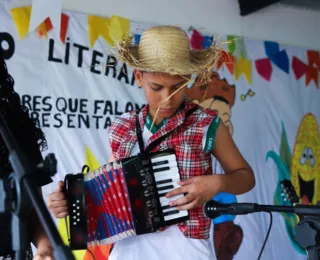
left=135, top=70, right=189, bottom=123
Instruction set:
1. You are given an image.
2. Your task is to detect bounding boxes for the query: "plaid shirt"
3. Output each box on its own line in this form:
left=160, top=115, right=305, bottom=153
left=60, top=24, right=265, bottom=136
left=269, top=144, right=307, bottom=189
left=108, top=99, right=218, bottom=239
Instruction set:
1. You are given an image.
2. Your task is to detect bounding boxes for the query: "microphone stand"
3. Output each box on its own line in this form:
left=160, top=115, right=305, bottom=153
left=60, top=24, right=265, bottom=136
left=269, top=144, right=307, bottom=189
left=0, top=115, right=75, bottom=260
left=204, top=201, right=320, bottom=260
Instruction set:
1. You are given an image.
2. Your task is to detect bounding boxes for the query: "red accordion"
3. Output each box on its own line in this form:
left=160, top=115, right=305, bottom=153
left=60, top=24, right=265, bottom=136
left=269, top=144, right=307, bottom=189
left=65, top=150, right=189, bottom=249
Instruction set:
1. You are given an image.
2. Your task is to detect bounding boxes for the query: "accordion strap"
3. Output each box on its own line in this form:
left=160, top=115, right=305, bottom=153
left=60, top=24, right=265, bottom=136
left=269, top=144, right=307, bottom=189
left=136, top=110, right=145, bottom=153
left=141, top=106, right=198, bottom=153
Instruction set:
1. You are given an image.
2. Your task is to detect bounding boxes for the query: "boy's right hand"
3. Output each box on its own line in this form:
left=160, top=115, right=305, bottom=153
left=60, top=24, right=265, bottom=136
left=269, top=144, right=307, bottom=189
left=47, top=181, right=68, bottom=218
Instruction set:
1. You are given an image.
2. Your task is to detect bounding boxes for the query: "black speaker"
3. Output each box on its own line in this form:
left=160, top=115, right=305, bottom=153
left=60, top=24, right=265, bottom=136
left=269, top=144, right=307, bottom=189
left=238, top=0, right=281, bottom=16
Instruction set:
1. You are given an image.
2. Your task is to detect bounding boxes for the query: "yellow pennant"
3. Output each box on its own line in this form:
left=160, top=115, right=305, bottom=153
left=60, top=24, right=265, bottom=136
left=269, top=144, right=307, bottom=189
left=10, top=6, right=32, bottom=40
left=108, top=15, right=130, bottom=44
left=88, top=15, right=130, bottom=48
left=235, top=58, right=252, bottom=85
left=10, top=6, right=52, bottom=40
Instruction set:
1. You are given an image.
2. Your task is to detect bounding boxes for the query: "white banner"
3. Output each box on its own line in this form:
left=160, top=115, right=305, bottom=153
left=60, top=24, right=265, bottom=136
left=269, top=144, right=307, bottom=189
left=1, top=1, right=320, bottom=259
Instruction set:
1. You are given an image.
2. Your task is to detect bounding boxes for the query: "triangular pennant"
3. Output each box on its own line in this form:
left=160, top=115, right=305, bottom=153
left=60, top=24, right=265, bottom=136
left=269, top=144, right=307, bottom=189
left=38, top=17, right=53, bottom=38
left=264, top=41, right=280, bottom=58
left=307, top=50, right=320, bottom=69
left=203, top=36, right=214, bottom=49
left=272, top=50, right=290, bottom=74
left=107, top=15, right=130, bottom=45
left=88, top=15, right=114, bottom=47
left=10, top=6, right=32, bottom=40
left=225, top=55, right=235, bottom=75
left=255, top=58, right=272, bottom=81
left=227, top=35, right=236, bottom=55
left=60, top=13, right=69, bottom=43
left=29, top=0, right=62, bottom=35
left=235, top=58, right=252, bottom=85
left=306, top=66, right=319, bottom=87
left=292, top=56, right=308, bottom=80
left=190, top=29, right=204, bottom=50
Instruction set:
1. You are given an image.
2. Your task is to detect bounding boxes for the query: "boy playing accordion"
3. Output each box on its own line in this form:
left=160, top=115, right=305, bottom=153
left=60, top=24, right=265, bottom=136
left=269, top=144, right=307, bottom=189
left=48, top=25, right=255, bottom=260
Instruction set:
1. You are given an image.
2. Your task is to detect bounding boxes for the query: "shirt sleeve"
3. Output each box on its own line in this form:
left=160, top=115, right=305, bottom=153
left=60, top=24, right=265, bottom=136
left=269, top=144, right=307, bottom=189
left=202, top=116, right=221, bottom=153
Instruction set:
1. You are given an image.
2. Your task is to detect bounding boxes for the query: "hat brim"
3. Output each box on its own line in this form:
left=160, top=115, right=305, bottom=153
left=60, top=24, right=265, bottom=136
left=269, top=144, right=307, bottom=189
left=116, top=41, right=222, bottom=76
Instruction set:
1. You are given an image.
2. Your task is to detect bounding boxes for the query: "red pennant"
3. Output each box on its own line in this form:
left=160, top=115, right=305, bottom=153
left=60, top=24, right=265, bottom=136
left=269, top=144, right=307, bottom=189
left=38, top=17, right=53, bottom=37
left=255, top=58, right=272, bottom=81
left=306, top=66, right=319, bottom=87
left=216, top=51, right=234, bottom=75
left=292, top=56, right=308, bottom=80
left=307, top=50, right=320, bottom=69
left=190, top=29, right=204, bottom=50
left=225, top=54, right=235, bottom=75
left=60, top=13, right=69, bottom=43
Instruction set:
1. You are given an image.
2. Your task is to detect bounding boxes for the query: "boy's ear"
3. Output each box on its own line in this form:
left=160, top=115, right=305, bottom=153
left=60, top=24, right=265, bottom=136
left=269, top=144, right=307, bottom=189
left=134, top=70, right=143, bottom=87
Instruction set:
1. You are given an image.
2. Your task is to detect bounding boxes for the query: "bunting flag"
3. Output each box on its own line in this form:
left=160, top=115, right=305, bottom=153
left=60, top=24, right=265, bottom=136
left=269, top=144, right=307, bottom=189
left=88, top=15, right=130, bottom=48
left=190, top=29, right=204, bottom=50
left=306, top=67, right=319, bottom=87
left=291, top=56, right=319, bottom=87
left=29, top=0, right=62, bottom=35
left=292, top=57, right=308, bottom=80
left=216, top=50, right=235, bottom=75
left=235, top=58, right=252, bottom=85
left=307, top=50, right=320, bottom=69
left=255, top=58, right=272, bottom=82
left=10, top=6, right=32, bottom=40
left=10, top=6, right=69, bottom=43
left=264, top=41, right=290, bottom=74
left=60, top=13, right=69, bottom=44
left=37, top=17, right=53, bottom=38
left=227, top=35, right=247, bottom=58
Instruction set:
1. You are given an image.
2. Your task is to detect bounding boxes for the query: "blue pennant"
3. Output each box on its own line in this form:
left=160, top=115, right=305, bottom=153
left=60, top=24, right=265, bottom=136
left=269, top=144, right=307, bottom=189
left=271, top=50, right=290, bottom=74
left=203, top=36, right=214, bottom=49
left=134, top=34, right=141, bottom=44
left=264, top=41, right=280, bottom=58
left=264, top=41, right=290, bottom=74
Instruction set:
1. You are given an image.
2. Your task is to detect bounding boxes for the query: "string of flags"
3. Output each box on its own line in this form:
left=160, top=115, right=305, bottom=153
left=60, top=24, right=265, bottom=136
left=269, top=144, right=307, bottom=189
left=187, top=28, right=319, bottom=88
left=10, top=4, right=130, bottom=47
left=8, top=6, right=320, bottom=88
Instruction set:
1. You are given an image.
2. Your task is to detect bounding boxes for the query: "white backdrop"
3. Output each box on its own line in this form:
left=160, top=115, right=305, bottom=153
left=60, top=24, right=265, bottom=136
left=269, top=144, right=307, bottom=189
left=1, top=1, right=320, bottom=259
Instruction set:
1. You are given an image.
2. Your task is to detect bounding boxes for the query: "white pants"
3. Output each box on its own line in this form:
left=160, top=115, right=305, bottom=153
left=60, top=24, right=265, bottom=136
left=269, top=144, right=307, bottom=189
left=109, top=226, right=216, bottom=260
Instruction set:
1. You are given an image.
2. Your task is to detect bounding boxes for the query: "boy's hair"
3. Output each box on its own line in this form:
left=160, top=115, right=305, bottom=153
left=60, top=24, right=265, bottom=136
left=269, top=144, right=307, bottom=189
left=0, top=51, right=47, bottom=176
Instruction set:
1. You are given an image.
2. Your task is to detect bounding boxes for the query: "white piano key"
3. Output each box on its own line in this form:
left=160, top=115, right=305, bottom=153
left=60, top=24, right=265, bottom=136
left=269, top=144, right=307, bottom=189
left=151, top=154, right=176, bottom=164
left=152, top=160, right=178, bottom=169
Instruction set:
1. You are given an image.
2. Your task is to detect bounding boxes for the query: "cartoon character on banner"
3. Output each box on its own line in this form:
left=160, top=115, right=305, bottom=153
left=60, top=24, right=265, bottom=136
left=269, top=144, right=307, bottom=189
left=267, top=113, right=320, bottom=255
left=187, top=72, right=243, bottom=260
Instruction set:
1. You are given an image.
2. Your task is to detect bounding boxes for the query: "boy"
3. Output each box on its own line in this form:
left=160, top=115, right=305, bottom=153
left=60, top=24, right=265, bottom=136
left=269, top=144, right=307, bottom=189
left=48, top=26, right=255, bottom=260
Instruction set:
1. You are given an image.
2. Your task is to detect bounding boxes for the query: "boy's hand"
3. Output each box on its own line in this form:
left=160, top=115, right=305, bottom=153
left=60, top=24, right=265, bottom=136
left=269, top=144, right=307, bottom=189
left=47, top=181, right=68, bottom=218
left=165, top=175, right=224, bottom=210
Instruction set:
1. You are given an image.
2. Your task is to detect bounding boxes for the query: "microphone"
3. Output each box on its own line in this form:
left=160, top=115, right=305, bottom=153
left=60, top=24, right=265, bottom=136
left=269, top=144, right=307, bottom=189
left=203, top=200, right=320, bottom=219
left=203, top=200, right=258, bottom=219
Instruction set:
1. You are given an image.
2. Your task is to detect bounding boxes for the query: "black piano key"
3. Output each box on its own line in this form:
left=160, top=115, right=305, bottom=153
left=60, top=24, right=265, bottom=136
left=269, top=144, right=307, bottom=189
left=161, top=205, right=174, bottom=210
left=153, top=166, right=170, bottom=173
left=157, top=185, right=174, bottom=192
left=156, top=179, right=172, bottom=185
left=158, top=192, right=167, bottom=197
left=151, top=160, right=168, bottom=167
left=163, top=210, right=179, bottom=217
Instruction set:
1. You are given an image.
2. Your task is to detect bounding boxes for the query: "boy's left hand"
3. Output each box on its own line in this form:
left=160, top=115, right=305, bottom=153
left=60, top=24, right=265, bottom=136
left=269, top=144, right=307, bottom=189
left=165, top=175, right=224, bottom=210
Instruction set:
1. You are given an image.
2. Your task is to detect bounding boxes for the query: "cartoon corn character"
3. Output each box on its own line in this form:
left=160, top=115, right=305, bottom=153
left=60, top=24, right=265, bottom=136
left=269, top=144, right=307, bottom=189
left=291, top=113, right=320, bottom=205
left=267, top=112, right=320, bottom=255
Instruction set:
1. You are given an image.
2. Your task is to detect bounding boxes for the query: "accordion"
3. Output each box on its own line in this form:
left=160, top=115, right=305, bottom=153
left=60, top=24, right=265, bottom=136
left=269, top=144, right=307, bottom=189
left=65, top=150, right=189, bottom=249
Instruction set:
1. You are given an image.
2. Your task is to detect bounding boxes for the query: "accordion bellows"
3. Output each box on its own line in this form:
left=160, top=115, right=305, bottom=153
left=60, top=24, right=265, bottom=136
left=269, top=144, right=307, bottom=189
left=66, top=150, right=189, bottom=249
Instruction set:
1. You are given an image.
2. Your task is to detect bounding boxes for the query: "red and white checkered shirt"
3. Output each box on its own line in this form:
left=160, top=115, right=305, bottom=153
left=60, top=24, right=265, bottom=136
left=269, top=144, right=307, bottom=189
left=108, top=99, right=219, bottom=239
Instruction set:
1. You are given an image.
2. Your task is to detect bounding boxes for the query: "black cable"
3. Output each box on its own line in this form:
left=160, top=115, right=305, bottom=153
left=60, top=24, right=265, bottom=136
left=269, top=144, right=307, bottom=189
left=257, top=212, right=273, bottom=260
left=87, top=248, right=96, bottom=260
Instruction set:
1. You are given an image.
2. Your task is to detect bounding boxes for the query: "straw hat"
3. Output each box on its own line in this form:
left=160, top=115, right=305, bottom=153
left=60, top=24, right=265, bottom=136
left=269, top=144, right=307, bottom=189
left=115, top=26, right=221, bottom=80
